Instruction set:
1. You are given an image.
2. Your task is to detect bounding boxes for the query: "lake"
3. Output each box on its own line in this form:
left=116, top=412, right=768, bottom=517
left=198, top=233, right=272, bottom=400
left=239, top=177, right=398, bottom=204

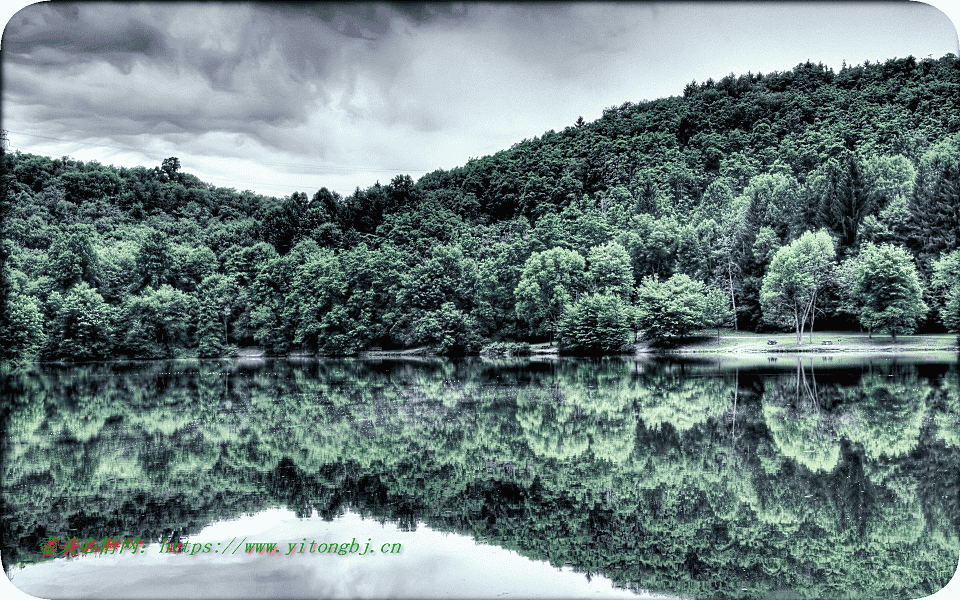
left=2, top=355, right=959, bottom=599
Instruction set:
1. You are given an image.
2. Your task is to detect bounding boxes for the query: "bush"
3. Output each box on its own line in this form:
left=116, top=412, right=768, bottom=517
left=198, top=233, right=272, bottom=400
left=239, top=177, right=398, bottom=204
left=634, top=274, right=722, bottom=344
left=479, top=341, right=531, bottom=357
left=413, top=302, right=482, bottom=355
left=558, top=293, right=632, bottom=354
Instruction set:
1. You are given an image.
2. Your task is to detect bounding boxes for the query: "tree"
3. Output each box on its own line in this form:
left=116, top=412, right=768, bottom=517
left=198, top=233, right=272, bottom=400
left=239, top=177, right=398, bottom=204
left=634, top=274, right=709, bottom=343
left=843, top=243, right=928, bottom=341
left=814, top=154, right=873, bottom=249
left=712, top=195, right=751, bottom=331
left=43, top=282, right=116, bottom=359
left=515, top=247, right=587, bottom=341
left=197, top=273, right=241, bottom=356
left=908, top=137, right=960, bottom=265
left=136, top=229, right=174, bottom=290
left=702, top=286, right=734, bottom=343
left=931, top=250, right=960, bottom=339
left=0, top=294, right=46, bottom=361
left=47, top=223, right=100, bottom=290
left=760, top=230, right=836, bottom=344
left=393, top=244, right=478, bottom=347
left=587, top=241, right=633, bottom=298
left=160, top=157, right=181, bottom=182
left=558, top=293, right=632, bottom=354
left=413, top=302, right=482, bottom=355
left=120, top=285, right=199, bottom=358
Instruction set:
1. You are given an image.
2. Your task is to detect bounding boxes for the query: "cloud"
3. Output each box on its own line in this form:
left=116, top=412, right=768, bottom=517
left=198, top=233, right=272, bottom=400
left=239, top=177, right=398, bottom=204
left=2, top=2, right=957, bottom=198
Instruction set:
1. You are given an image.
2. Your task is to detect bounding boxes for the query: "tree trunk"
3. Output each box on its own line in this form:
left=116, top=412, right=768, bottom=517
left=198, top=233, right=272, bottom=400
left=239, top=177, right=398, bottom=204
left=727, top=262, right=738, bottom=332
left=808, top=295, right=816, bottom=344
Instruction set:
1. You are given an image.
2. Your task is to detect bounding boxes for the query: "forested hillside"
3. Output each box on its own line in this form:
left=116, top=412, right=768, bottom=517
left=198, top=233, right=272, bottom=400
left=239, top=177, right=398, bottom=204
left=2, top=54, right=960, bottom=360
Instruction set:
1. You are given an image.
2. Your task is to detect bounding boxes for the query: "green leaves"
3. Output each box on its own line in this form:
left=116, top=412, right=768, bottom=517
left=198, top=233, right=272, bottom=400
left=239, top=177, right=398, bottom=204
left=634, top=274, right=710, bottom=343
left=43, top=282, right=116, bottom=360
left=120, top=285, right=198, bottom=358
left=586, top=241, right=633, bottom=298
left=47, top=223, right=100, bottom=290
left=558, top=293, right=632, bottom=354
left=843, top=243, right=928, bottom=340
left=932, top=250, right=960, bottom=336
left=515, top=247, right=586, bottom=339
left=760, top=230, right=836, bottom=343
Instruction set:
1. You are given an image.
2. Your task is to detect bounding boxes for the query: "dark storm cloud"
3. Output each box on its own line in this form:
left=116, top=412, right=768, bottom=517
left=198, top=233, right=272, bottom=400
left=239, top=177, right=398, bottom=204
left=4, top=3, right=333, bottom=155
left=2, top=2, right=956, bottom=198
left=261, top=2, right=470, bottom=38
left=3, top=2, right=168, bottom=70
left=1, top=2, right=490, bottom=160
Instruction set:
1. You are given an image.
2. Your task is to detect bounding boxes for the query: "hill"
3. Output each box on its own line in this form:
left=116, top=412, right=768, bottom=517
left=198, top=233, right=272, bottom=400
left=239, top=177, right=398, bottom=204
left=2, top=54, right=959, bottom=359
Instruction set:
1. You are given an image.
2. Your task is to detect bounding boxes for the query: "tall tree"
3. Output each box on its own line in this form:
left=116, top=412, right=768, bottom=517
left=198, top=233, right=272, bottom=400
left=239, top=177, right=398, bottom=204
left=47, top=223, right=100, bottom=290
left=760, top=230, right=836, bottom=344
left=843, top=243, right=928, bottom=341
left=587, top=241, right=633, bottom=298
left=515, top=247, right=587, bottom=341
left=931, top=250, right=960, bottom=340
left=815, top=154, right=873, bottom=249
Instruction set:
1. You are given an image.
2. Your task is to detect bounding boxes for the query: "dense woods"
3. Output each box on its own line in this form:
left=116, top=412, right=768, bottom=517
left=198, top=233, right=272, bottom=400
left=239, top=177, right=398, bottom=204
left=2, top=54, right=960, bottom=360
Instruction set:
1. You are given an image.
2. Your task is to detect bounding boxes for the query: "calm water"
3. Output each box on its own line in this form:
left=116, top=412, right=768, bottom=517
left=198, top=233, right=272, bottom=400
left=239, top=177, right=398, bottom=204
left=2, top=355, right=959, bottom=599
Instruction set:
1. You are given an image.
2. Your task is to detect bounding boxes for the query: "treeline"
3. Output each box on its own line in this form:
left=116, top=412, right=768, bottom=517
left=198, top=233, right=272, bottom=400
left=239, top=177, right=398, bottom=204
left=1, top=54, right=960, bottom=359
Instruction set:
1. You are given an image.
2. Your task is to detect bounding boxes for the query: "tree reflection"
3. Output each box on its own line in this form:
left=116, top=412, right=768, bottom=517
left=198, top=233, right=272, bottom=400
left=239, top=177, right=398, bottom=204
left=2, top=357, right=958, bottom=599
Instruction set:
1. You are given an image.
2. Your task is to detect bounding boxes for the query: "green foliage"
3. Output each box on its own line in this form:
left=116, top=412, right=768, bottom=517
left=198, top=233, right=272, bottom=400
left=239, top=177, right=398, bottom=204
left=413, top=302, right=482, bottom=355
left=931, top=250, right=960, bottom=337
left=909, top=136, right=960, bottom=264
left=558, top=293, right=632, bottom=354
left=46, top=223, right=100, bottom=290
left=42, top=282, right=116, bottom=360
left=515, top=247, right=586, bottom=339
left=120, top=285, right=198, bottom=358
left=479, top=341, right=531, bottom=357
left=701, top=286, right=734, bottom=341
left=196, top=273, right=242, bottom=357
left=760, top=230, right=836, bottom=343
left=5, top=55, right=960, bottom=361
left=95, top=240, right=139, bottom=303
left=474, top=219, right=534, bottom=338
left=1, top=294, right=46, bottom=360
left=634, top=274, right=709, bottom=343
left=843, top=243, right=928, bottom=340
left=135, top=229, right=174, bottom=290
left=586, top=241, right=633, bottom=298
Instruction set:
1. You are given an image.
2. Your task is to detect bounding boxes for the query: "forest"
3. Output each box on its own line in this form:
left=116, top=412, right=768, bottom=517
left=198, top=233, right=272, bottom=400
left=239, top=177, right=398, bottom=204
left=1, top=54, right=959, bottom=360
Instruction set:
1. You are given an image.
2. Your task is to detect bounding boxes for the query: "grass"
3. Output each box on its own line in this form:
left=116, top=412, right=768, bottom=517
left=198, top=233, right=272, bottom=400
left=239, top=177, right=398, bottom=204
left=665, top=330, right=960, bottom=354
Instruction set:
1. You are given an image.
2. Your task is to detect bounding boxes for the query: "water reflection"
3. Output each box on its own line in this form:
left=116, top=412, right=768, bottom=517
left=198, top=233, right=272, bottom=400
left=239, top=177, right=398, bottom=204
left=2, top=356, right=959, bottom=599
left=10, top=509, right=643, bottom=600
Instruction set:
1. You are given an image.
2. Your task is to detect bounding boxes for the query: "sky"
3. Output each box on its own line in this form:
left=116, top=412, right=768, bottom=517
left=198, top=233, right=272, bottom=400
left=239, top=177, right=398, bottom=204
left=8, top=509, right=644, bottom=599
left=1, top=1, right=959, bottom=199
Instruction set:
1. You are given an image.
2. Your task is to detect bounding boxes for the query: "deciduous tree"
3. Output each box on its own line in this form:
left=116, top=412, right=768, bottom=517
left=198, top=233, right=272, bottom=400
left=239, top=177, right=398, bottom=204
left=515, top=247, right=586, bottom=341
left=843, top=243, right=928, bottom=341
left=760, top=230, right=836, bottom=344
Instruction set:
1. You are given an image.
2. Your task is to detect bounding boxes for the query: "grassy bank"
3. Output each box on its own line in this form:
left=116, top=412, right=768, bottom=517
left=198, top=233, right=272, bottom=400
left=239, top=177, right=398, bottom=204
left=665, top=330, right=960, bottom=354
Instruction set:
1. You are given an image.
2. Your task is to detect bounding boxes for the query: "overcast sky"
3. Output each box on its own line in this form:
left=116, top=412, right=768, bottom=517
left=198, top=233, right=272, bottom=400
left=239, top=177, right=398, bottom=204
left=2, top=1, right=958, bottom=199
